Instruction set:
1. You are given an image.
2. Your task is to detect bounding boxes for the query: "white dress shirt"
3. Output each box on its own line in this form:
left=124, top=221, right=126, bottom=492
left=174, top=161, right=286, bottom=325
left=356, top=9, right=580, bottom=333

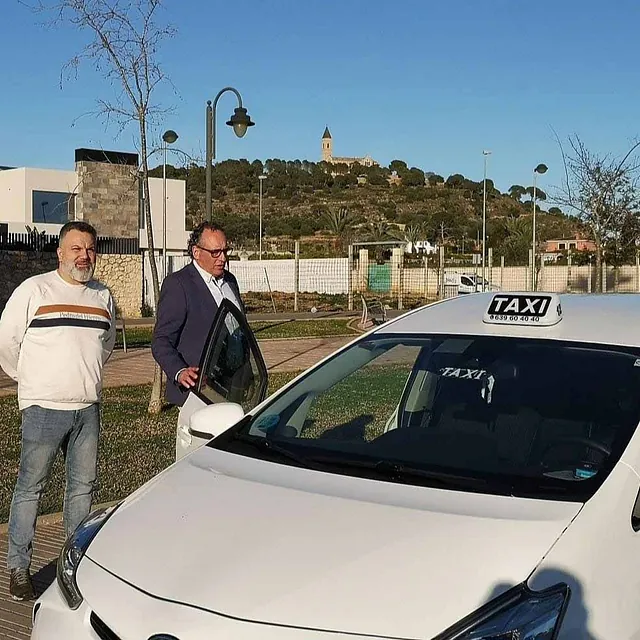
left=174, top=261, right=243, bottom=385
left=192, top=260, right=242, bottom=311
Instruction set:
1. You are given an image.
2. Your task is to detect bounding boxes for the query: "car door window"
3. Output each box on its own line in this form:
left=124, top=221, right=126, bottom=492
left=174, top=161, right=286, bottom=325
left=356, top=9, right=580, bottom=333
left=197, top=299, right=267, bottom=412
left=461, top=277, right=473, bottom=287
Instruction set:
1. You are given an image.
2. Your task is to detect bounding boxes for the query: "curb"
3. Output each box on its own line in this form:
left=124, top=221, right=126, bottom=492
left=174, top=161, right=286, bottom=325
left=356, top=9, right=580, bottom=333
left=347, top=317, right=366, bottom=334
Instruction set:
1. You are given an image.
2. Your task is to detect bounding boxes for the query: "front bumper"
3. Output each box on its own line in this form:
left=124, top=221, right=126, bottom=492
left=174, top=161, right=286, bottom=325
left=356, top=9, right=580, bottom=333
left=31, top=581, right=92, bottom=640
left=31, top=556, right=391, bottom=640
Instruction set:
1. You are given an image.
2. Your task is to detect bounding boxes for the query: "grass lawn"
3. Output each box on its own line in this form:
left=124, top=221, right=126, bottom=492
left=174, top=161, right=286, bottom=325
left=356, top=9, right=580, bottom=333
left=0, top=362, right=410, bottom=523
left=0, top=373, right=298, bottom=523
left=116, top=318, right=357, bottom=349
left=251, top=318, right=357, bottom=339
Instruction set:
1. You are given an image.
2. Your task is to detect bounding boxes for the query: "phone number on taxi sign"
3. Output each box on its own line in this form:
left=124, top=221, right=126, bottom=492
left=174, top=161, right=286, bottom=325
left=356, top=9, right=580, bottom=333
left=489, top=314, right=541, bottom=322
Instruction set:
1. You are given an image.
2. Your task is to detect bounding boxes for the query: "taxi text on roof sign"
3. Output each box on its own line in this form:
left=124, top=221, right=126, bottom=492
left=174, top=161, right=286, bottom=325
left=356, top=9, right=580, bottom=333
left=483, top=293, right=563, bottom=327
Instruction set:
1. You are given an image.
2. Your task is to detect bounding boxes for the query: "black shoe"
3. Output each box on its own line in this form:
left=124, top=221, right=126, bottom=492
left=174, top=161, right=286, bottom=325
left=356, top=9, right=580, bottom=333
left=9, top=568, right=34, bottom=601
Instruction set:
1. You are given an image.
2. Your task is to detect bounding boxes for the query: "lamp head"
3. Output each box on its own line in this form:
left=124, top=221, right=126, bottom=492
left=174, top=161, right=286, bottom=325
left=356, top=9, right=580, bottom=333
left=226, top=107, right=255, bottom=138
left=534, top=163, right=548, bottom=175
left=162, top=129, right=178, bottom=144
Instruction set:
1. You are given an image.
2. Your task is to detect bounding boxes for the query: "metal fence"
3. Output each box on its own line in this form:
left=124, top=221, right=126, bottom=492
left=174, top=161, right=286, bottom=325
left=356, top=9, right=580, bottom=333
left=0, top=232, right=139, bottom=255
left=424, top=248, right=640, bottom=297
left=142, top=251, right=351, bottom=311
left=141, top=243, right=640, bottom=313
left=380, top=248, right=640, bottom=307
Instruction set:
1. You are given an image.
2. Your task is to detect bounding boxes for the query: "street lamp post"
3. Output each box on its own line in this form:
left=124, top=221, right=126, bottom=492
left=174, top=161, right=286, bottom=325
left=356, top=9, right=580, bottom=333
left=258, top=174, right=267, bottom=260
left=482, top=150, right=491, bottom=291
left=205, top=87, right=255, bottom=222
left=531, top=163, right=548, bottom=291
left=162, top=129, right=179, bottom=281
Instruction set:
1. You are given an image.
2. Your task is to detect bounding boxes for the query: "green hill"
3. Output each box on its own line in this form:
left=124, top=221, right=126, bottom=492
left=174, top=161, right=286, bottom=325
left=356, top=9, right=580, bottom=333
left=150, top=158, right=584, bottom=264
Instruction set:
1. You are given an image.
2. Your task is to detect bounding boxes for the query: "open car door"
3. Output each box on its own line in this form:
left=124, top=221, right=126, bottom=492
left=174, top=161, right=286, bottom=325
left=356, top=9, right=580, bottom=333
left=175, top=299, right=268, bottom=460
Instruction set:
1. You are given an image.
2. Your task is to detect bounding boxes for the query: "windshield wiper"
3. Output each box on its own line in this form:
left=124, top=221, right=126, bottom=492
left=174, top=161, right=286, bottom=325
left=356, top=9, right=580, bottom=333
left=227, top=435, right=516, bottom=494
left=230, top=433, right=324, bottom=470
left=307, top=457, right=497, bottom=492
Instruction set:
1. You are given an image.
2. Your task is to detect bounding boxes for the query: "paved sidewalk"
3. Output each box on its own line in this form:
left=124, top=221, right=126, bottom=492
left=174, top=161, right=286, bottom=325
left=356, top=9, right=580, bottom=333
left=0, top=336, right=354, bottom=398
left=0, top=521, right=65, bottom=640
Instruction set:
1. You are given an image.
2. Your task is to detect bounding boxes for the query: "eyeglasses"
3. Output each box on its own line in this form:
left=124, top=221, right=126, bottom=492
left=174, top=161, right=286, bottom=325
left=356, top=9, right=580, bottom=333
left=196, top=245, right=230, bottom=259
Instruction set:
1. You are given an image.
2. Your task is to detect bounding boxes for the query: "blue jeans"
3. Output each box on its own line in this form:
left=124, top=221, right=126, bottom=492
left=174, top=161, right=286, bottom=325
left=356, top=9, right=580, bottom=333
left=7, top=404, right=100, bottom=570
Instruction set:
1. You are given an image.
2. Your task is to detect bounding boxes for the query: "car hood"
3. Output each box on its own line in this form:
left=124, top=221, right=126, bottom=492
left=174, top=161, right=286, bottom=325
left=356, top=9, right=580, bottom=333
left=86, top=447, right=582, bottom=639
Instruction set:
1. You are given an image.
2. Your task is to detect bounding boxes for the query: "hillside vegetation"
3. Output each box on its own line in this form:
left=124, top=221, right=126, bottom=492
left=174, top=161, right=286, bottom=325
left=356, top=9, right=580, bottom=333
left=151, top=158, right=586, bottom=264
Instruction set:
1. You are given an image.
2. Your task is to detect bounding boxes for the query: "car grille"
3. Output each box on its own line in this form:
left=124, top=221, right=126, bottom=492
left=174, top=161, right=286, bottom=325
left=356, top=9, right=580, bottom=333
left=90, top=611, right=122, bottom=640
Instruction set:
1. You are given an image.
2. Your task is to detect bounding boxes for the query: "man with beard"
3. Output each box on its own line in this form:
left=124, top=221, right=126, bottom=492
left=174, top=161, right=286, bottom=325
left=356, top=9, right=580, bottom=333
left=0, top=220, right=115, bottom=601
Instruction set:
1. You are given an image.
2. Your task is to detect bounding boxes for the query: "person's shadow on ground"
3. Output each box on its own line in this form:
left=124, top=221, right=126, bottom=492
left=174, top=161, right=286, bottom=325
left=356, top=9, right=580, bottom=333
left=32, top=560, right=56, bottom=597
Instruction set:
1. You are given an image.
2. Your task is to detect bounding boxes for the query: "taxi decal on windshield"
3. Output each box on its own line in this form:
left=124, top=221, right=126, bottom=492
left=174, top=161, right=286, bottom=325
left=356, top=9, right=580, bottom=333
left=483, top=293, right=563, bottom=327
left=439, top=367, right=487, bottom=380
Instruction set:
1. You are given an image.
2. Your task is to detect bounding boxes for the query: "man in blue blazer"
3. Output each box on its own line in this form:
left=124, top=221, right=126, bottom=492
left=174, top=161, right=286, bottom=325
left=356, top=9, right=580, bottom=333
left=151, top=222, right=245, bottom=407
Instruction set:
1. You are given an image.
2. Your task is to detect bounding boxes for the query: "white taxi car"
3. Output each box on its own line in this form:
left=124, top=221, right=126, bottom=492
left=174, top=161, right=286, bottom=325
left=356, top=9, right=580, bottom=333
left=32, top=292, right=640, bottom=639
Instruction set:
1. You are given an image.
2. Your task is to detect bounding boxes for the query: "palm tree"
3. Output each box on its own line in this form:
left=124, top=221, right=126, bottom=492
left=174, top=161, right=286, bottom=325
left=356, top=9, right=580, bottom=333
left=502, top=216, right=532, bottom=264
left=361, top=220, right=393, bottom=241
left=321, top=207, right=354, bottom=234
left=392, top=224, right=423, bottom=254
left=358, top=221, right=396, bottom=263
left=321, top=207, right=355, bottom=254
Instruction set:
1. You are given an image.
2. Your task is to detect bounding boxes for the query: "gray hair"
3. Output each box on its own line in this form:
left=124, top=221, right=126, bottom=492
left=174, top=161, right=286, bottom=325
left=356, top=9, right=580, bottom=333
left=187, top=221, right=224, bottom=257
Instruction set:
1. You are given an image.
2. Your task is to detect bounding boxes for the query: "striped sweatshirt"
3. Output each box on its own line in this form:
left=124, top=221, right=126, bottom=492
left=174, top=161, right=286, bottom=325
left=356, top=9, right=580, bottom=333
left=0, top=270, right=116, bottom=410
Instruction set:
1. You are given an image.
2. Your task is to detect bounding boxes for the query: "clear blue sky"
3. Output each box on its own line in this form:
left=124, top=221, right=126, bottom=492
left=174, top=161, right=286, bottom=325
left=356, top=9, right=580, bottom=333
left=2, top=0, right=640, bottom=195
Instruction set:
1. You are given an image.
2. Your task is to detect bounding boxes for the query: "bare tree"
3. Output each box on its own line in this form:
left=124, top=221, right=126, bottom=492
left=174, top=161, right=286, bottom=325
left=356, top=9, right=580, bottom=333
left=554, top=133, right=640, bottom=291
left=28, top=0, right=176, bottom=412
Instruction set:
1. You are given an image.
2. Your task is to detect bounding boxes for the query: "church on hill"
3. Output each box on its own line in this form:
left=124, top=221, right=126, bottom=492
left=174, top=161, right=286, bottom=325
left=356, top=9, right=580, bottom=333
left=321, top=127, right=379, bottom=168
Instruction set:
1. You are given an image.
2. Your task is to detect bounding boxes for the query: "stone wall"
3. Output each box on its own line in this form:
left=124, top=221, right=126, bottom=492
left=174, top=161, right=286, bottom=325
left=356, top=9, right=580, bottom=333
left=75, top=160, right=139, bottom=238
left=94, top=254, right=143, bottom=318
left=0, top=251, right=143, bottom=318
left=0, top=251, right=58, bottom=312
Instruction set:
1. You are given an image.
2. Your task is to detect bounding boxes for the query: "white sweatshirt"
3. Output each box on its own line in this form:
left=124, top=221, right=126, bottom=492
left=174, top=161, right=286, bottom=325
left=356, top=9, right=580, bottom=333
left=0, top=270, right=116, bottom=410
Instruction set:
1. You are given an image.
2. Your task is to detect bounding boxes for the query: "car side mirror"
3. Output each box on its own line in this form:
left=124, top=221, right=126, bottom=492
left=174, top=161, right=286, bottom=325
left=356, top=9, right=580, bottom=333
left=188, top=402, right=245, bottom=440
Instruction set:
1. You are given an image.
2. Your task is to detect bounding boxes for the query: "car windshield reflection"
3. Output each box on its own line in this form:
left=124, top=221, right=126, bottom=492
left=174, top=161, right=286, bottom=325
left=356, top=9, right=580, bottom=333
left=211, top=334, right=640, bottom=501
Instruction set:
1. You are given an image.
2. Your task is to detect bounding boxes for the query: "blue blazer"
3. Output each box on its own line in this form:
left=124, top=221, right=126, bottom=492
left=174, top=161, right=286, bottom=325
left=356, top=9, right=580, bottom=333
left=151, top=262, right=244, bottom=406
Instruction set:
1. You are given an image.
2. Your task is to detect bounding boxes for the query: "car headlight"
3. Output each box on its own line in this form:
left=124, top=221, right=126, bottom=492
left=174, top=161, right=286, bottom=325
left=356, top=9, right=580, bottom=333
left=438, top=583, right=570, bottom=640
left=56, top=504, right=120, bottom=609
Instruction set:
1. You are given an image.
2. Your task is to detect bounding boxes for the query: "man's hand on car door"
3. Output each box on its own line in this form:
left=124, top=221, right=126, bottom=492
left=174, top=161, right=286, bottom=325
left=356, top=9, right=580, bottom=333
left=178, top=366, right=199, bottom=389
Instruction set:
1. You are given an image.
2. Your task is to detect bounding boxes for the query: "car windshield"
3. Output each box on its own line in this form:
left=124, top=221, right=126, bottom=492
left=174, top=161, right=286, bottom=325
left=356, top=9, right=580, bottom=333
left=210, top=334, right=640, bottom=501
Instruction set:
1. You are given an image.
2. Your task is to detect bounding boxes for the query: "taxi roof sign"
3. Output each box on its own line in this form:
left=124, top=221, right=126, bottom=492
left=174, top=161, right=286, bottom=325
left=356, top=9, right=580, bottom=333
left=483, top=293, right=563, bottom=327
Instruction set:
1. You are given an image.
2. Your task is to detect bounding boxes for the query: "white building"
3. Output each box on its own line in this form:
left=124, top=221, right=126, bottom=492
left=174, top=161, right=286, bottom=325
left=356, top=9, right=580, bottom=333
left=0, top=152, right=188, bottom=253
left=141, top=174, right=188, bottom=252
left=407, top=239, right=437, bottom=255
